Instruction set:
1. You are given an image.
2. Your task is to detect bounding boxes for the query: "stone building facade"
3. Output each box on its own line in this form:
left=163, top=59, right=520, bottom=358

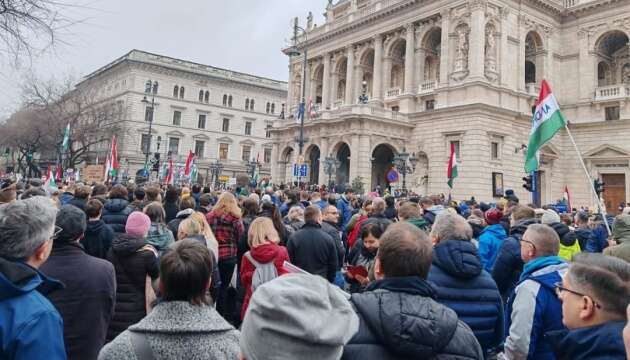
left=77, top=50, right=287, bottom=184
left=271, top=0, right=630, bottom=213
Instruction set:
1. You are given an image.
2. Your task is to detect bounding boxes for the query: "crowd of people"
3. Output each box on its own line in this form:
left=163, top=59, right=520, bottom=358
left=1, top=178, right=630, bottom=359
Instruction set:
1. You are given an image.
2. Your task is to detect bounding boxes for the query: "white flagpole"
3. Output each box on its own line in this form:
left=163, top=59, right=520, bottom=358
left=564, top=123, right=612, bottom=235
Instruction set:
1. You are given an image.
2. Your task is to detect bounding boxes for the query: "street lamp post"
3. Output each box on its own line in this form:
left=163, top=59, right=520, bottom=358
left=245, top=158, right=260, bottom=187
left=358, top=80, right=369, bottom=104
left=392, top=147, right=418, bottom=195
left=323, top=154, right=341, bottom=191
left=287, top=17, right=309, bottom=160
left=141, top=80, right=158, bottom=179
left=209, top=160, right=224, bottom=189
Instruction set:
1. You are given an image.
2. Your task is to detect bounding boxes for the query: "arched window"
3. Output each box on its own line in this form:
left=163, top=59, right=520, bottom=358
left=266, top=102, right=270, bottom=114
left=271, top=103, right=275, bottom=114
left=525, top=61, right=536, bottom=84
left=245, top=98, right=250, bottom=110
left=223, top=94, right=228, bottom=106
left=173, top=85, right=179, bottom=97
left=250, top=99, right=255, bottom=111
left=228, top=95, right=233, bottom=107
left=179, top=87, right=185, bottom=99
left=199, top=90, right=204, bottom=102
left=152, top=81, right=159, bottom=94
left=204, top=91, right=209, bottom=103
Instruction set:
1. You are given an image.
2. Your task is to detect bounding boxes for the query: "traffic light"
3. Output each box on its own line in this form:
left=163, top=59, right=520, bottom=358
left=152, top=153, right=160, bottom=172
left=522, top=175, right=533, bottom=192
left=594, top=179, right=605, bottom=197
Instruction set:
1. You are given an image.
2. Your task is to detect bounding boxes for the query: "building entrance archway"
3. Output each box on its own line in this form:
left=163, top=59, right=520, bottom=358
left=334, top=143, right=351, bottom=187
left=371, top=144, right=396, bottom=191
left=305, top=145, right=320, bottom=185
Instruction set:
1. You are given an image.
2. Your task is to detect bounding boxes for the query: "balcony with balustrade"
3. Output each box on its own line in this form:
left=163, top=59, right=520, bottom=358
left=385, top=87, right=401, bottom=100
left=595, top=84, right=630, bottom=102
left=417, top=80, right=437, bottom=95
left=526, top=83, right=540, bottom=97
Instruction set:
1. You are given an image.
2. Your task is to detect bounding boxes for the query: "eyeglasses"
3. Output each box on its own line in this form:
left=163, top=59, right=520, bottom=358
left=52, top=225, right=63, bottom=240
left=519, top=238, right=537, bottom=251
left=554, top=282, right=602, bottom=309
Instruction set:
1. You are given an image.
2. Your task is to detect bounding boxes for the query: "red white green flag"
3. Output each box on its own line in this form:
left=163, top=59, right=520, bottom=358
left=184, top=150, right=194, bottom=176
left=447, top=142, right=458, bottom=189
left=44, top=166, right=57, bottom=190
left=109, top=135, right=119, bottom=178
left=524, top=80, right=566, bottom=173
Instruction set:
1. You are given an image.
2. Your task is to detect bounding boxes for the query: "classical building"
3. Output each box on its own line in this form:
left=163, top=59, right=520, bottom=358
left=271, top=0, right=630, bottom=213
left=77, top=50, right=287, bottom=184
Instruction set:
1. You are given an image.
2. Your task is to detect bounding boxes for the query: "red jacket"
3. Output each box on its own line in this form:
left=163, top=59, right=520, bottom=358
left=240, top=242, right=289, bottom=319
left=347, top=215, right=368, bottom=249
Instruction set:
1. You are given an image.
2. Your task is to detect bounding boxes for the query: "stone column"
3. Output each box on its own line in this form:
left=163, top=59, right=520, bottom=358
left=578, top=31, right=595, bottom=101
left=287, top=64, right=295, bottom=111
left=303, top=62, right=311, bottom=103
left=439, top=10, right=450, bottom=85
left=404, top=23, right=416, bottom=94
left=318, top=137, right=329, bottom=186
left=499, top=13, right=509, bottom=86
left=349, top=134, right=360, bottom=183
left=383, top=57, right=393, bottom=94
left=271, top=142, right=280, bottom=183
left=322, top=53, right=331, bottom=109
left=469, top=3, right=486, bottom=79
left=417, top=48, right=426, bottom=84
left=372, top=35, right=384, bottom=102
left=345, top=46, right=355, bottom=105
left=358, top=135, right=371, bottom=189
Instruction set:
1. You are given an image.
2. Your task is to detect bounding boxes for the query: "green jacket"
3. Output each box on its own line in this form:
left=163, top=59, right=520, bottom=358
left=406, top=217, right=429, bottom=231
left=146, top=223, right=175, bottom=254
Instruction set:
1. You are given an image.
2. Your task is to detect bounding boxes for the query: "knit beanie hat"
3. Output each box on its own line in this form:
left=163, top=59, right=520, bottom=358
left=541, top=209, right=561, bottom=225
left=55, top=205, right=87, bottom=244
left=240, top=274, right=359, bottom=360
left=484, top=208, right=503, bottom=225
left=125, top=211, right=151, bottom=238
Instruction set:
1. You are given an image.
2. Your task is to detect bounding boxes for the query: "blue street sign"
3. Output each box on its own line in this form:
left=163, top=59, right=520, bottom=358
left=300, top=164, right=308, bottom=177
left=293, top=164, right=308, bottom=177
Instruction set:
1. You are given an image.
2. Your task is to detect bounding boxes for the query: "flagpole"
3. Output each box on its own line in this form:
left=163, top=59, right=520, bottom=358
left=564, top=123, right=612, bottom=235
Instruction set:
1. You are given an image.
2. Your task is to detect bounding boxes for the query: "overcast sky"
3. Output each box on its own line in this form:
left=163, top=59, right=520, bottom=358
left=0, top=0, right=326, bottom=118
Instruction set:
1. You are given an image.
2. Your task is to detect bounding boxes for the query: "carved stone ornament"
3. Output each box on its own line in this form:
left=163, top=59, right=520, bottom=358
left=519, top=14, right=552, bottom=35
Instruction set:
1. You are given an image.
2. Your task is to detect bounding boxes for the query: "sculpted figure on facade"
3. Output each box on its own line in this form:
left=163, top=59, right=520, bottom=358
left=484, top=23, right=498, bottom=81
left=452, top=24, right=470, bottom=80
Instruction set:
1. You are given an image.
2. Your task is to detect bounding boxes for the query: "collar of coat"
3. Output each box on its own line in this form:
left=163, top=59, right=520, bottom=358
left=129, top=301, right=235, bottom=334
left=365, top=276, right=436, bottom=299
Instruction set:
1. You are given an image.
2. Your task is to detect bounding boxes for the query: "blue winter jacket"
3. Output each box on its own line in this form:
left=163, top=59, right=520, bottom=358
left=428, top=240, right=504, bottom=354
left=478, top=224, right=507, bottom=272
left=503, top=256, right=568, bottom=360
left=0, top=257, right=66, bottom=360
left=546, top=321, right=627, bottom=360
left=337, top=196, right=354, bottom=230
left=585, top=223, right=609, bottom=253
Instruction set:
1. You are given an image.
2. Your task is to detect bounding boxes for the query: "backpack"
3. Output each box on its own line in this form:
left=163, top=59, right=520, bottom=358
left=244, top=251, right=278, bottom=292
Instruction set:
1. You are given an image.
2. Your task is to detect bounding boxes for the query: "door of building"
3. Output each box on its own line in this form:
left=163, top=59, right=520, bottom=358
left=602, top=174, right=626, bottom=215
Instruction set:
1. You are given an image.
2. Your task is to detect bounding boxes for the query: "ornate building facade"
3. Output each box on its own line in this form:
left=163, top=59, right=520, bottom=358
left=271, top=0, right=630, bottom=212
left=78, top=50, right=287, bottom=184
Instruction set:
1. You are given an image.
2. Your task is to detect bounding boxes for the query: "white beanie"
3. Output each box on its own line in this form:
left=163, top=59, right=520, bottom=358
left=541, top=209, right=561, bottom=225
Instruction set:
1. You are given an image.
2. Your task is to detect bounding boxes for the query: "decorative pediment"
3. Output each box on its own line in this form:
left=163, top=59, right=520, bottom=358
left=166, top=130, right=185, bottom=137
left=584, top=144, right=630, bottom=159
left=217, top=136, right=233, bottom=144
left=540, top=144, right=560, bottom=158
left=193, top=133, right=210, bottom=140
left=240, top=139, right=256, bottom=146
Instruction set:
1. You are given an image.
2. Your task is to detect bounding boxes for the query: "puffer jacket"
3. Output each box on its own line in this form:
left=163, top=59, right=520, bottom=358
left=478, top=224, right=507, bottom=272
left=492, top=218, right=538, bottom=301
left=166, top=208, right=194, bottom=238
left=145, top=223, right=174, bottom=254
left=342, top=276, right=483, bottom=360
left=82, top=219, right=114, bottom=260
left=549, top=222, right=581, bottom=261
left=574, top=227, right=592, bottom=250
left=428, top=240, right=503, bottom=354
left=106, top=234, right=159, bottom=342
left=102, top=199, right=134, bottom=233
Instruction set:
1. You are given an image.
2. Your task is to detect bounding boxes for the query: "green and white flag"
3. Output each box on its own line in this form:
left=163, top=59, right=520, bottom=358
left=62, top=123, right=71, bottom=151
left=524, top=80, right=566, bottom=173
left=447, top=142, right=458, bottom=189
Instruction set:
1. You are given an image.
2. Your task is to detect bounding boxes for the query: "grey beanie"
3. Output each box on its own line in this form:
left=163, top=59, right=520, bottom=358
left=55, top=205, right=87, bottom=243
left=240, top=274, right=359, bottom=360
left=541, top=209, right=561, bottom=225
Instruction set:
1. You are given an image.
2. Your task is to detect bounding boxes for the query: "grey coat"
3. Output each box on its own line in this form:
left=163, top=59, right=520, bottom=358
left=98, top=301, right=240, bottom=360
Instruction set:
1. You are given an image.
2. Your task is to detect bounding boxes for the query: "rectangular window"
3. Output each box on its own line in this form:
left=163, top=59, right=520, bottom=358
left=265, top=125, right=271, bottom=139
left=198, top=114, right=206, bottom=129
left=391, top=106, right=400, bottom=112
left=245, top=121, right=252, bottom=136
left=169, top=137, right=179, bottom=155
left=491, top=142, right=499, bottom=160
left=144, top=106, right=154, bottom=122
left=264, top=148, right=272, bottom=164
left=219, top=143, right=229, bottom=160
left=242, top=145, right=252, bottom=162
left=141, top=134, right=151, bottom=154
left=605, top=106, right=620, bottom=121
left=450, top=140, right=461, bottom=159
left=425, top=100, right=435, bottom=110
left=194, top=140, right=205, bottom=157
left=172, top=110, right=182, bottom=126
left=222, top=118, right=230, bottom=132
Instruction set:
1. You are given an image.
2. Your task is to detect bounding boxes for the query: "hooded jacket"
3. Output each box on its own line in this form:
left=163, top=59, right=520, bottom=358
left=166, top=208, right=194, bottom=237
left=342, top=276, right=483, bottom=360
left=98, top=301, right=240, bottom=360
left=0, top=257, right=66, bottom=360
left=82, top=219, right=114, bottom=260
left=239, top=242, right=290, bottom=319
left=406, top=217, right=429, bottom=231
left=586, top=221, right=611, bottom=253
left=423, top=204, right=446, bottom=225
left=478, top=223, right=507, bottom=272
left=336, top=195, right=354, bottom=230
left=145, top=223, right=175, bottom=254
left=574, top=227, right=592, bottom=251
left=106, top=234, right=159, bottom=342
left=546, top=321, right=627, bottom=360
left=101, top=198, right=133, bottom=233
left=603, top=214, right=630, bottom=263
left=428, top=240, right=504, bottom=353
left=549, top=222, right=581, bottom=261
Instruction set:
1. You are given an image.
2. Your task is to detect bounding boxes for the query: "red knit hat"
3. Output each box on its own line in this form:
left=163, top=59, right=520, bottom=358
left=484, top=208, right=503, bottom=225
left=125, top=212, right=151, bottom=238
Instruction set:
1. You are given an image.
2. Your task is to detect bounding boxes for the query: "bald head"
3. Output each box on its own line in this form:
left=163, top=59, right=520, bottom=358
left=523, top=224, right=560, bottom=257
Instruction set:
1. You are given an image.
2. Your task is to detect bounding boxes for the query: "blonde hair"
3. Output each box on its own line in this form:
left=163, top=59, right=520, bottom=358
left=213, top=192, right=242, bottom=218
left=190, top=212, right=219, bottom=250
left=178, top=217, right=202, bottom=240
left=287, top=206, right=304, bottom=222
left=248, top=217, right=280, bottom=248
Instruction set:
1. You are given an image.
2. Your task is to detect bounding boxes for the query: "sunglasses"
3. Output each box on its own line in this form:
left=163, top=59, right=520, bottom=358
left=554, top=282, right=602, bottom=309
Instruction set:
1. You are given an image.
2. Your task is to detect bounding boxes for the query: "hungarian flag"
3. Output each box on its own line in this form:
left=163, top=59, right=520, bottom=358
left=62, top=123, right=71, bottom=151
left=55, top=164, right=63, bottom=182
left=44, top=166, right=57, bottom=190
left=524, top=80, right=566, bottom=173
left=165, top=157, right=174, bottom=185
left=184, top=150, right=195, bottom=176
left=109, top=135, right=119, bottom=178
left=104, top=154, right=111, bottom=181
left=563, top=186, right=572, bottom=211
left=447, top=142, right=458, bottom=189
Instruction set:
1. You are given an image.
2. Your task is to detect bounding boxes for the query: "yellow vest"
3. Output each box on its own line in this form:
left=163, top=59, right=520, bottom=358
left=559, top=242, right=581, bottom=261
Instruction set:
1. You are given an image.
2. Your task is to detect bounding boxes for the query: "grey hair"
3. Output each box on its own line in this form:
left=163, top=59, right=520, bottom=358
left=524, top=224, right=560, bottom=256
left=372, top=197, right=386, bottom=214
left=287, top=206, right=305, bottom=221
left=430, top=212, right=473, bottom=241
left=0, top=197, right=58, bottom=260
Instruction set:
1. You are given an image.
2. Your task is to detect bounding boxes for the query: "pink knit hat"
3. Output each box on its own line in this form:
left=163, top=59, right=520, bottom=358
left=125, top=212, right=151, bottom=238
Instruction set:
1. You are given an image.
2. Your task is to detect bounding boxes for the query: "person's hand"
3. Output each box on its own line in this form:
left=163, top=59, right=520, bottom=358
left=355, top=274, right=369, bottom=286
left=608, top=238, right=617, bottom=248
left=623, top=304, right=630, bottom=360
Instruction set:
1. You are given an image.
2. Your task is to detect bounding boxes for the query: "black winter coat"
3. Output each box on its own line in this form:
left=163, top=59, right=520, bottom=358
left=321, top=220, right=344, bottom=268
left=40, top=243, right=116, bottom=360
left=82, top=219, right=114, bottom=260
left=574, top=227, right=592, bottom=250
left=163, top=201, right=179, bottom=223
left=102, top=199, right=134, bottom=233
left=67, top=197, right=87, bottom=211
left=166, top=209, right=194, bottom=237
left=287, top=223, right=338, bottom=282
left=342, top=276, right=483, bottom=360
left=106, top=234, right=159, bottom=342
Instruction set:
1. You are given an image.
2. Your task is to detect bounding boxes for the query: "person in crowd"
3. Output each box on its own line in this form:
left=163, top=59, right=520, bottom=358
left=82, top=199, right=114, bottom=259
left=299, top=190, right=311, bottom=208
left=21, top=186, right=47, bottom=199
left=420, top=195, right=446, bottom=226
left=40, top=205, right=116, bottom=360
left=206, top=192, right=244, bottom=320
left=586, top=214, right=611, bottom=253
left=91, top=183, right=108, bottom=204
left=286, top=205, right=305, bottom=232
left=101, top=184, right=133, bottom=233
left=260, top=201, right=291, bottom=245
left=398, top=201, right=429, bottom=231
left=128, top=187, right=146, bottom=212
left=346, top=222, right=388, bottom=293
left=542, top=209, right=581, bottom=261
left=280, top=190, right=302, bottom=217
left=0, top=197, right=66, bottom=359
left=189, top=211, right=219, bottom=259
left=144, top=186, right=161, bottom=203
left=166, top=196, right=196, bottom=235
left=240, top=273, right=358, bottom=360
left=499, top=200, right=518, bottom=235
left=343, top=222, right=483, bottom=359
left=383, top=196, right=397, bottom=220
left=348, top=198, right=391, bottom=250
left=68, top=185, right=90, bottom=211
left=59, top=183, right=75, bottom=205
left=311, top=191, right=328, bottom=210
left=427, top=213, right=504, bottom=356
left=143, top=201, right=175, bottom=255
left=547, top=253, right=630, bottom=359
left=0, top=182, right=17, bottom=204
left=239, top=199, right=260, bottom=260
left=574, top=211, right=593, bottom=250
left=99, top=240, right=240, bottom=359
left=287, top=205, right=338, bottom=283
left=106, top=212, right=159, bottom=342
left=346, top=199, right=373, bottom=248
left=478, top=208, right=507, bottom=271
left=492, top=205, right=538, bottom=301
left=467, top=209, right=486, bottom=241
left=604, top=214, right=630, bottom=263
left=337, top=188, right=355, bottom=229
left=240, top=217, right=289, bottom=319
left=191, top=183, right=202, bottom=208
left=196, top=193, right=214, bottom=214
left=502, top=224, right=568, bottom=360
left=321, top=204, right=346, bottom=287
left=560, top=213, right=574, bottom=230
left=163, top=186, right=179, bottom=223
